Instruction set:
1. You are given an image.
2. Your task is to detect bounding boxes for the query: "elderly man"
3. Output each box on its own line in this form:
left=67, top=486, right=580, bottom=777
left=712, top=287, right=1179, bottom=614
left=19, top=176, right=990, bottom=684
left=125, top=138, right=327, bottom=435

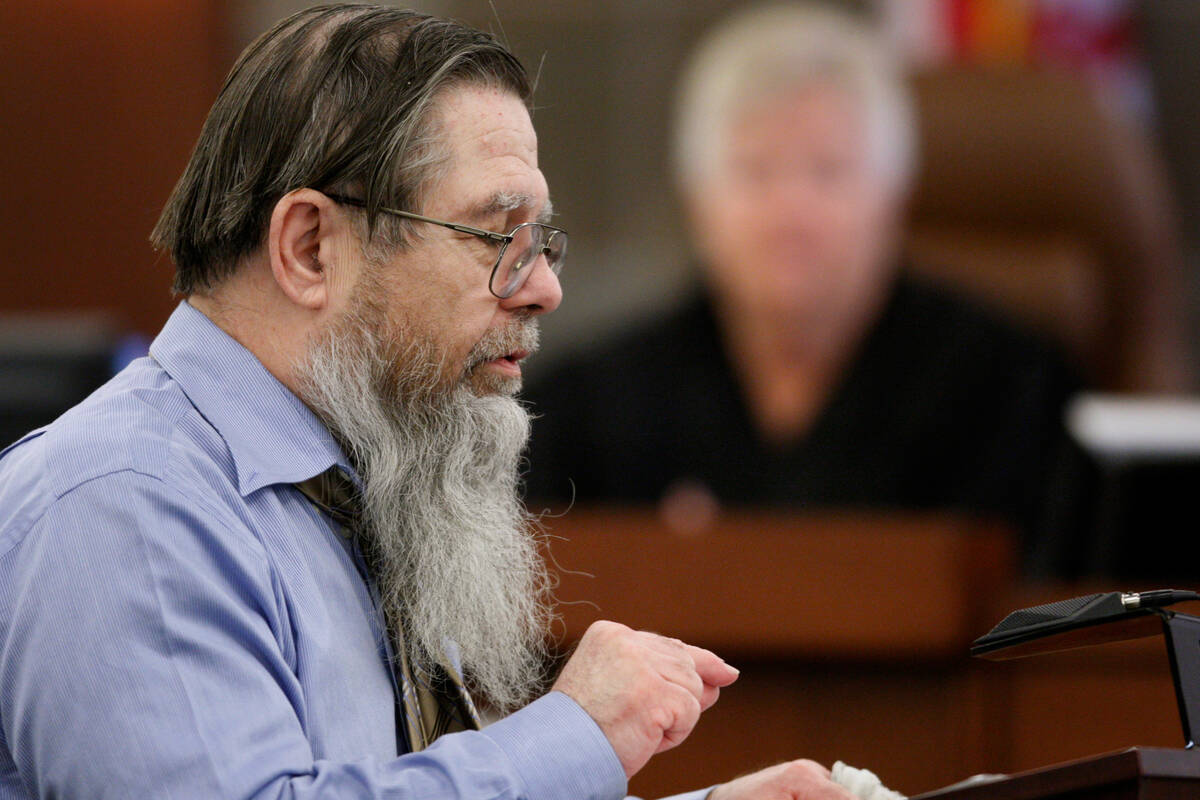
left=0, top=5, right=856, bottom=800
left=525, top=3, right=1079, bottom=556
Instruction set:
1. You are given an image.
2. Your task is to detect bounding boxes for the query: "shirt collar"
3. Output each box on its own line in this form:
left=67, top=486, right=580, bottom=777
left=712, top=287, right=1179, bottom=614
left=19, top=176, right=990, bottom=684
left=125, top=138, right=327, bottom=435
left=150, top=301, right=355, bottom=496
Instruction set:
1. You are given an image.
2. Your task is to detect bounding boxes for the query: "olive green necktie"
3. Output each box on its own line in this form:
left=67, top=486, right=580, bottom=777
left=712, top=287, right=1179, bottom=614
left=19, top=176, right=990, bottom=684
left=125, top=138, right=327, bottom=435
left=294, top=468, right=481, bottom=751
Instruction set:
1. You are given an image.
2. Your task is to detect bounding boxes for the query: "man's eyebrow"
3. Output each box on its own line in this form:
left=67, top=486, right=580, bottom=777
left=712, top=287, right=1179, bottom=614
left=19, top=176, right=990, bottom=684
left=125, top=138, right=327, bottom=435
left=471, top=192, right=554, bottom=225
left=478, top=191, right=529, bottom=216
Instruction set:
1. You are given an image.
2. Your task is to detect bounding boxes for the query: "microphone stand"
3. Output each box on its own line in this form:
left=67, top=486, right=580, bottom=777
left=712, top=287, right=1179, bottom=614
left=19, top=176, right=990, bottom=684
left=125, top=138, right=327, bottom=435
left=1157, top=609, right=1200, bottom=749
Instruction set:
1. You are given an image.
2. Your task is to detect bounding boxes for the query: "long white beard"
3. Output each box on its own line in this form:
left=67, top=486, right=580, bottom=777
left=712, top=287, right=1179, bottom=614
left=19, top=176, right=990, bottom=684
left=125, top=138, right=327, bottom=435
left=294, top=290, right=552, bottom=712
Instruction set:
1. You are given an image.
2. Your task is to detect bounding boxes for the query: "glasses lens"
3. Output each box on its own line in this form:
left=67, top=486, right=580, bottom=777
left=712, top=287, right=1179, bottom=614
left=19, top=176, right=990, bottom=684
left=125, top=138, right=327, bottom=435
left=491, top=225, right=568, bottom=298
left=545, top=230, right=567, bottom=274
left=492, top=224, right=536, bottom=298
left=493, top=224, right=533, bottom=298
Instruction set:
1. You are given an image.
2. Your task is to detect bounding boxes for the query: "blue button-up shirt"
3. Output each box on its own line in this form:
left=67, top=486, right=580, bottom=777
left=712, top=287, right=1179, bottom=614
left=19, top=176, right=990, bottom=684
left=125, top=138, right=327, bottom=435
left=0, top=302, right=709, bottom=800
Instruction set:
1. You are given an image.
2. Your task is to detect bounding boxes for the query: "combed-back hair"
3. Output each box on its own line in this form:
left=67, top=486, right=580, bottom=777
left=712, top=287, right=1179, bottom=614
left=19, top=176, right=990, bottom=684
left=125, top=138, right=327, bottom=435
left=152, top=3, right=531, bottom=295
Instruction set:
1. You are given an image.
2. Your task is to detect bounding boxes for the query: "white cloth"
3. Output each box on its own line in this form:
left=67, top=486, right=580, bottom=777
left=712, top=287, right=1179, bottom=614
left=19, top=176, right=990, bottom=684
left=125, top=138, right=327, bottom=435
left=832, top=761, right=906, bottom=800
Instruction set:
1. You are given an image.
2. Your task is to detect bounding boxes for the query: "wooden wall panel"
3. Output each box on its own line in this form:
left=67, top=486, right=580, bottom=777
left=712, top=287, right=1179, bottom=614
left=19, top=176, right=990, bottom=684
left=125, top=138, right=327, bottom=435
left=0, top=1, right=226, bottom=335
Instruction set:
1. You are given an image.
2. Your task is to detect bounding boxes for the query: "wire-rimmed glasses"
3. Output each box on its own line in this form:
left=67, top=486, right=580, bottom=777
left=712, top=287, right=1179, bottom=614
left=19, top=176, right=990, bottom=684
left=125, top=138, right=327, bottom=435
left=324, top=192, right=567, bottom=299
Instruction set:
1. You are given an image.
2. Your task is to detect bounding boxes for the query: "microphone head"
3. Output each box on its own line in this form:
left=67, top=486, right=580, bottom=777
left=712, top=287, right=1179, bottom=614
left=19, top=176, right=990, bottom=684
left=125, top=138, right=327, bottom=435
left=972, top=591, right=1160, bottom=660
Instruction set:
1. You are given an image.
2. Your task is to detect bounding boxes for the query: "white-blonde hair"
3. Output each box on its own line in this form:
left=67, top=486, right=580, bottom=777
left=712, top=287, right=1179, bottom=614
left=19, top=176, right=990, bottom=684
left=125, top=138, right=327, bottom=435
left=673, top=2, right=915, bottom=191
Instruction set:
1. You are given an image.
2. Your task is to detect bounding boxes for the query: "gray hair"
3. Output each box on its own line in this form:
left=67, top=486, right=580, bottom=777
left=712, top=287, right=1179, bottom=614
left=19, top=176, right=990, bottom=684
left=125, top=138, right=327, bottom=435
left=673, top=2, right=915, bottom=191
left=293, top=265, right=552, bottom=712
left=152, top=3, right=531, bottom=294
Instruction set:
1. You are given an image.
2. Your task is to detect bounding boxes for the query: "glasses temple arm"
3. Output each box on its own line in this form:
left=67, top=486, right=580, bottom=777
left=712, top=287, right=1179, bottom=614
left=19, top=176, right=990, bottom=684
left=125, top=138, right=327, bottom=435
left=389, top=209, right=510, bottom=243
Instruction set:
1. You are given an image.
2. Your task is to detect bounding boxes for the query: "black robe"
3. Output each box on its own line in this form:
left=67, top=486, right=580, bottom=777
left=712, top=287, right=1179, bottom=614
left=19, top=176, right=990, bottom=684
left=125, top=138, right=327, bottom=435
left=522, top=275, right=1083, bottom=568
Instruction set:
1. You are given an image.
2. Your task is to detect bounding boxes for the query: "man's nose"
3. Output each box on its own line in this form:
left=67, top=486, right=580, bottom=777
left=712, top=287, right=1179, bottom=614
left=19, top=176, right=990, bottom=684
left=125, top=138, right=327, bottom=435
left=500, top=256, right=563, bottom=316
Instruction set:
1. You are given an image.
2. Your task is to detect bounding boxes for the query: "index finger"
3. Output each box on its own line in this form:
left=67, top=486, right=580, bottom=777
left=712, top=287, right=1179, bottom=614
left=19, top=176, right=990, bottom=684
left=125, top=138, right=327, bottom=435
left=685, top=643, right=739, bottom=689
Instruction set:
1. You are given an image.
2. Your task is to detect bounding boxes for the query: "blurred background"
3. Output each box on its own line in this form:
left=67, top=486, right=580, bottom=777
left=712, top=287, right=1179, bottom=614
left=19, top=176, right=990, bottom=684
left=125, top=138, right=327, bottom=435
left=5, top=0, right=1200, bottom=378
left=6, top=0, right=1200, bottom=795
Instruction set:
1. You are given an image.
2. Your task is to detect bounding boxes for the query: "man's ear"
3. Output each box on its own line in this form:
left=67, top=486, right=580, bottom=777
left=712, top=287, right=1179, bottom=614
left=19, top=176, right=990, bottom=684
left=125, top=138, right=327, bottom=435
left=267, top=188, right=344, bottom=311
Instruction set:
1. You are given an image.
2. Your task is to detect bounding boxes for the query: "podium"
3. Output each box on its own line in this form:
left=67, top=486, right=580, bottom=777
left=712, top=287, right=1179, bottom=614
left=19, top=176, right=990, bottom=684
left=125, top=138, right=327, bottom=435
left=540, top=509, right=1192, bottom=797
left=913, top=748, right=1200, bottom=799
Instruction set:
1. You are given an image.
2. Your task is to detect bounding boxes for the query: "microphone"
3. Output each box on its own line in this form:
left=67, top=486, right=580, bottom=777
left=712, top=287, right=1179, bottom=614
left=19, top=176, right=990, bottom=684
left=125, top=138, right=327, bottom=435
left=973, top=588, right=1200, bottom=748
left=972, top=589, right=1200, bottom=660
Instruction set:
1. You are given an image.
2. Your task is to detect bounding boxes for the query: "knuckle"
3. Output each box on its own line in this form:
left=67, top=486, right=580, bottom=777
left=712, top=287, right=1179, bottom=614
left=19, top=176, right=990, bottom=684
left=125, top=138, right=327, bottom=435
left=647, top=703, right=674, bottom=732
left=783, top=759, right=831, bottom=787
left=681, top=672, right=704, bottom=701
left=587, top=620, right=621, bottom=639
left=669, top=684, right=701, bottom=723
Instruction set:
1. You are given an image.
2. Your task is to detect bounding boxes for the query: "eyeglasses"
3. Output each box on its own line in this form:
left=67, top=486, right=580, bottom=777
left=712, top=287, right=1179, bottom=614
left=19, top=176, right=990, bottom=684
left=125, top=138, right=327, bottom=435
left=324, top=192, right=567, bottom=299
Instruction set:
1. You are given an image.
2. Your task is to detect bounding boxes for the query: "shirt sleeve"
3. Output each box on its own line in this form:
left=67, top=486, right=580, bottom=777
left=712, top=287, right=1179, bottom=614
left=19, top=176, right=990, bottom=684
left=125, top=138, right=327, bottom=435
left=489, top=696, right=716, bottom=800
left=0, top=471, right=626, bottom=800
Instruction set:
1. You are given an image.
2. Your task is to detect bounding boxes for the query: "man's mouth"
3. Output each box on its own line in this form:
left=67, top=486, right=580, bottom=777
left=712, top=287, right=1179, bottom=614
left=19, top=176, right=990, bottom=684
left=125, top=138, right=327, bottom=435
left=487, top=350, right=529, bottom=376
left=463, top=319, right=540, bottom=389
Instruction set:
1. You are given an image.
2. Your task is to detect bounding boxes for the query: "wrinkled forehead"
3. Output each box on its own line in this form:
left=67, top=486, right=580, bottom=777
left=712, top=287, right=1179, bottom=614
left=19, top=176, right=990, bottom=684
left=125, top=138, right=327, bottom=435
left=427, top=85, right=547, bottom=219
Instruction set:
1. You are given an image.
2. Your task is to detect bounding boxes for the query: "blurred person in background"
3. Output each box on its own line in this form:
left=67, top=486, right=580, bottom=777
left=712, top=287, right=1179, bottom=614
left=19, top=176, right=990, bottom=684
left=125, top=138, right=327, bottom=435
left=524, top=2, right=1082, bottom=561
